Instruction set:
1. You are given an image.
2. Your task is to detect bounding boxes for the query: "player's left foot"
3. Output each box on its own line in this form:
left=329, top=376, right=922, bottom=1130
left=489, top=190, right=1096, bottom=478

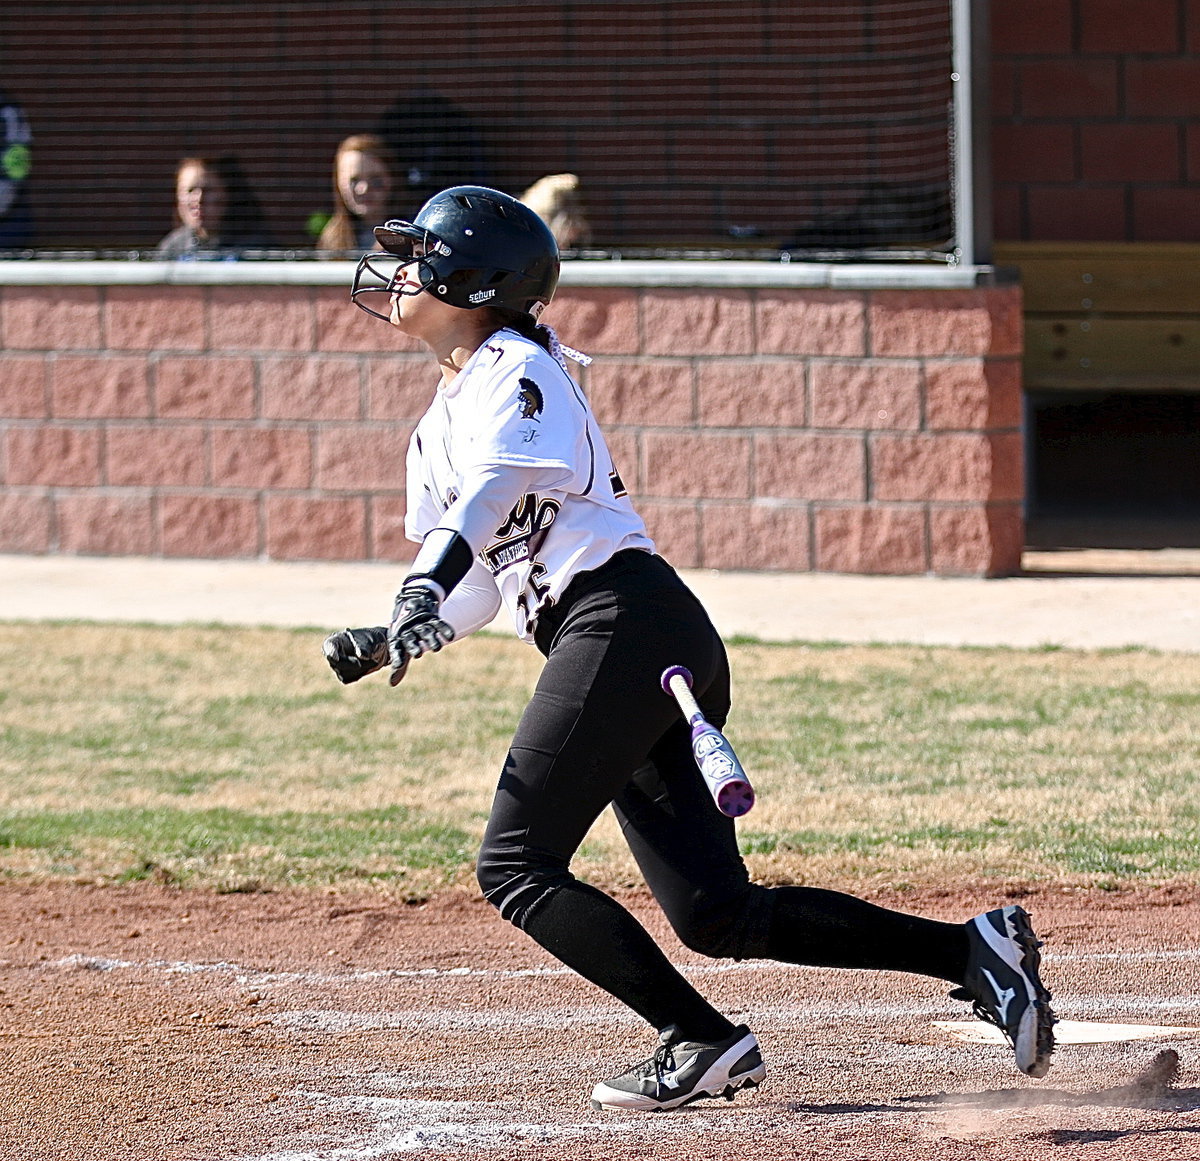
left=953, top=904, right=1056, bottom=1078
left=590, top=1024, right=765, bottom=1112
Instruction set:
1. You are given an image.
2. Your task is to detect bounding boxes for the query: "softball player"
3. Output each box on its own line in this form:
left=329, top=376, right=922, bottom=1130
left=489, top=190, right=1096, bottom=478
left=325, top=186, right=1056, bottom=1111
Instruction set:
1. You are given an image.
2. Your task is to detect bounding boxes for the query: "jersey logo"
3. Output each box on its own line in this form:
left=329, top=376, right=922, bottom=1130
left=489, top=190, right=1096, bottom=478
left=485, top=493, right=560, bottom=575
left=517, top=378, right=544, bottom=419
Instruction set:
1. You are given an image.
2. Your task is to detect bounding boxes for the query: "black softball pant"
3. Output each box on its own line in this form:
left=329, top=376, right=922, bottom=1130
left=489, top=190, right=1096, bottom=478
left=475, top=550, right=967, bottom=1042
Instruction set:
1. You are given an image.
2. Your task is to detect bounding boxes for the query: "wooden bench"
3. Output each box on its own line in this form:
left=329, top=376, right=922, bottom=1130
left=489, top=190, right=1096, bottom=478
left=993, top=242, right=1200, bottom=393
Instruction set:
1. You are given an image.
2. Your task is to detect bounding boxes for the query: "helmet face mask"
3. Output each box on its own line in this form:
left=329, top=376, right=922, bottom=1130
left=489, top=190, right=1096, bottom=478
left=350, top=241, right=438, bottom=322
left=351, top=186, right=560, bottom=323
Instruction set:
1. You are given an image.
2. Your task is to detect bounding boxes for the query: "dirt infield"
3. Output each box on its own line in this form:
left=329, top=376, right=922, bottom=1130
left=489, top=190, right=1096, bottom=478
left=2, top=883, right=1198, bottom=1161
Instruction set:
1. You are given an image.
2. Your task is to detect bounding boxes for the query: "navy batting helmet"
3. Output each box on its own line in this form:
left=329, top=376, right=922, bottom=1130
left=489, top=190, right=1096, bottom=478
left=351, top=185, right=560, bottom=321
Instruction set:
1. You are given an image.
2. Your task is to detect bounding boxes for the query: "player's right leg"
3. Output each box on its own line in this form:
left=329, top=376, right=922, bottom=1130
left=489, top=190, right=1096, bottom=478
left=952, top=905, right=1056, bottom=1077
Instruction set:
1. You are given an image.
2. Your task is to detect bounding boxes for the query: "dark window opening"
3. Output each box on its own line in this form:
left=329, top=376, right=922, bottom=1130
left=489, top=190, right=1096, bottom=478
left=1026, top=391, right=1200, bottom=549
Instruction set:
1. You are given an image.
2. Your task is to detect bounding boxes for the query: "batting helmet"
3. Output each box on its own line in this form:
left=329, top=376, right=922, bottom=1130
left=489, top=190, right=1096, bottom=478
left=351, top=185, right=560, bottom=322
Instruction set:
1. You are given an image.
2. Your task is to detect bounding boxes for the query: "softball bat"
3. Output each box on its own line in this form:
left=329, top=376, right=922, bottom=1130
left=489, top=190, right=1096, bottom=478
left=661, top=665, right=756, bottom=817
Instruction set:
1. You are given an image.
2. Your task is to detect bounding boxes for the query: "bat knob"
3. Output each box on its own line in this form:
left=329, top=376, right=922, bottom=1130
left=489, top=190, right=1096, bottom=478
left=716, top=781, right=756, bottom=818
left=661, top=665, right=693, bottom=695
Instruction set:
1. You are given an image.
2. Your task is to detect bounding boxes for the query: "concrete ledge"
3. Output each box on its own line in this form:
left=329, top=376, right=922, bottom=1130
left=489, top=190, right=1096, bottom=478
left=0, top=259, right=997, bottom=290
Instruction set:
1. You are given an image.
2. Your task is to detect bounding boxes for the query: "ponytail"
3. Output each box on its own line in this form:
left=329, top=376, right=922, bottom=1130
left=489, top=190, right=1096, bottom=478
left=492, top=308, right=552, bottom=353
left=490, top=309, right=592, bottom=372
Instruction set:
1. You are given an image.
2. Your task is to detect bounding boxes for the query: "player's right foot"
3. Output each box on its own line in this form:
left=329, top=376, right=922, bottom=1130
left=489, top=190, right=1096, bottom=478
left=953, top=904, right=1056, bottom=1078
left=590, top=1024, right=765, bottom=1112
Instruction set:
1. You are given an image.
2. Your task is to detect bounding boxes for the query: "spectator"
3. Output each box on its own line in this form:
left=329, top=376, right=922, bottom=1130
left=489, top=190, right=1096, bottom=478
left=520, top=173, right=591, bottom=249
left=375, top=88, right=489, bottom=212
left=155, top=154, right=273, bottom=258
left=316, top=134, right=395, bottom=253
left=0, top=88, right=34, bottom=249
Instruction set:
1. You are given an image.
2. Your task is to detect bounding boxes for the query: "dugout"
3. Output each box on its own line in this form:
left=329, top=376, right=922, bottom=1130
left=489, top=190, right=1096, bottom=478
left=996, top=244, right=1200, bottom=553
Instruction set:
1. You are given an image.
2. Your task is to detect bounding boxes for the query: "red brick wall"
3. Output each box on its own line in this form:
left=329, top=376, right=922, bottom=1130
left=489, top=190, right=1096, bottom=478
left=0, top=279, right=1024, bottom=576
left=992, top=0, right=1200, bottom=240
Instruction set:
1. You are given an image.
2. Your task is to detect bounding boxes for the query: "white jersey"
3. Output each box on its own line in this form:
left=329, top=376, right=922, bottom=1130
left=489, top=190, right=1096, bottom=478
left=405, top=328, right=655, bottom=643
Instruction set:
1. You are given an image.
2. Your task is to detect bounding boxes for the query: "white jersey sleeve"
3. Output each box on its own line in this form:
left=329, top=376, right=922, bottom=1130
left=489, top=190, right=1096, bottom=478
left=403, top=431, right=445, bottom=545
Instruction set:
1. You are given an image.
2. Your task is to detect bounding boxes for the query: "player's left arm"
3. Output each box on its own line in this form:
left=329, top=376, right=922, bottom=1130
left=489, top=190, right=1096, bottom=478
left=439, top=555, right=502, bottom=638
left=389, top=461, right=564, bottom=673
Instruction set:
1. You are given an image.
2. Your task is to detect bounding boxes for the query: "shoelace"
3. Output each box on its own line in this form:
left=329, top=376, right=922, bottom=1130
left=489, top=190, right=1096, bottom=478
left=631, top=1042, right=678, bottom=1083
left=653, top=1043, right=680, bottom=1083
left=968, top=998, right=1008, bottom=1033
left=949, top=984, right=1014, bottom=1038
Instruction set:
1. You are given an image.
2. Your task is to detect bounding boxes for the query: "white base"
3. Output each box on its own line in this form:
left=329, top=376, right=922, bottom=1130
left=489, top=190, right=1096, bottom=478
left=934, top=1019, right=1200, bottom=1046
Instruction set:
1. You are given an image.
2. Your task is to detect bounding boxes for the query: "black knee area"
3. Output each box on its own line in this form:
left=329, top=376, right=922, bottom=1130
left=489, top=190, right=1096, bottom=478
left=475, top=845, right=573, bottom=930
left=663, top=884, right=775, bottom=961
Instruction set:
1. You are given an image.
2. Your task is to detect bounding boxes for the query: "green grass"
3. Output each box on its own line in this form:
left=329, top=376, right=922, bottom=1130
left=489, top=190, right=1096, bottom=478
left=1, top=622, right=1198, bottom=896
left=0, top=803, right=472, bottom=891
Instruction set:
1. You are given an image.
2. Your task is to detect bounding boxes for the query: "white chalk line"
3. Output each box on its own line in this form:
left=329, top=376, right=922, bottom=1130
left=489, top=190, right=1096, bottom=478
left=264, top=992, right=1200, bottom=1038
left=1052, top=948, right=1200, bottom=963
left=44, top=950, right=1200, bottom=1032
left=42, top=951, right=1200, bottom=1031
left=49, top=953, right=574, bottom=985
left=269, top=1007, right=640, bottom=1033
left=1062, top=994, right=1200, bottom=1017
left=228, top=1089, right=811, bottom=1161
left=45, top=944, right=1200, bottom=990
left=44, top=950, right=1200, bottom=1052
left=42, top=951, right=1200, bottom=1036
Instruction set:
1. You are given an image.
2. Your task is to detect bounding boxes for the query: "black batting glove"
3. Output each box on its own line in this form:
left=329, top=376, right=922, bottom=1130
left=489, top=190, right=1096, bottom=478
left=388, top=583, right=455, bottom=679
left=323, top=625, right=392, bottom=684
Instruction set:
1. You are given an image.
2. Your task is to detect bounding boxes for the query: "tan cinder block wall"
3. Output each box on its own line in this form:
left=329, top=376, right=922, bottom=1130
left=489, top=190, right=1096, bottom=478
left=0, top=281, right=1024, bottom=576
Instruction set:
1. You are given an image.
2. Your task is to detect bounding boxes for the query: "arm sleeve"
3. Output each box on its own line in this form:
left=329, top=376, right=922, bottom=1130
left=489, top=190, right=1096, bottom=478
left=438, top=557, right=503, bottom=639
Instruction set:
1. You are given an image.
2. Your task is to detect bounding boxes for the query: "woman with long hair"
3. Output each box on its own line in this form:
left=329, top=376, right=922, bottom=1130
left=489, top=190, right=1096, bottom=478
left=155, top=154, right=271, bottom=258
left=316, top=134, right=396, bottom=253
